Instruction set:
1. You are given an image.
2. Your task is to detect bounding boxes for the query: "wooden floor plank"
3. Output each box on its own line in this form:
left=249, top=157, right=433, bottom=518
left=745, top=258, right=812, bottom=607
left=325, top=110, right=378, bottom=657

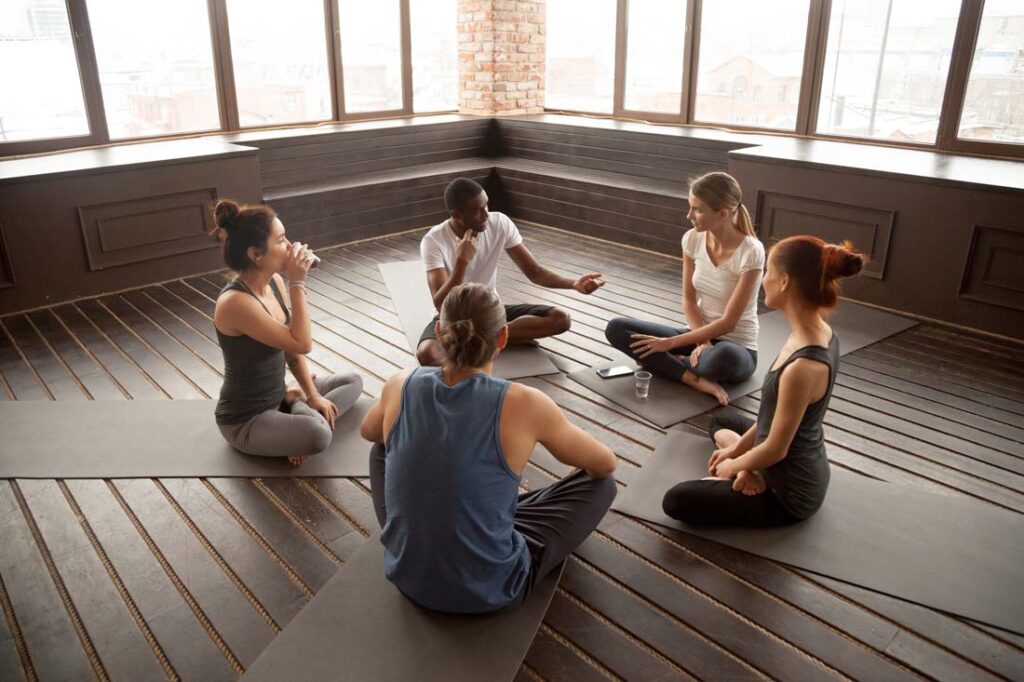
left=66, top=479, right=237, bottom=681
left=16, top=479, right=169, bottom=680
left=0, top=482, right=95, bottom=681
left=0, top=315, right=86, bottom=401
left=26, top=309, right=126, bottom=400
left=0, top=318, right=51, bottom=401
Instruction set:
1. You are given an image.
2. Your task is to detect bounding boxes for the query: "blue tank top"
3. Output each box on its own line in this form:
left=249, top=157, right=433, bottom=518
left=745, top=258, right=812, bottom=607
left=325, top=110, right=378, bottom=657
left=381, top=366, right=530, bottom=613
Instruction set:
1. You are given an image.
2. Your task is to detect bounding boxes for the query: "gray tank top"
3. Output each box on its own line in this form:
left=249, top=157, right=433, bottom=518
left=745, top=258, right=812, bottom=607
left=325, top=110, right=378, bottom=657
left=755, top=332, right=840, bottom=519
left=214, top=279, right=290, bottom=425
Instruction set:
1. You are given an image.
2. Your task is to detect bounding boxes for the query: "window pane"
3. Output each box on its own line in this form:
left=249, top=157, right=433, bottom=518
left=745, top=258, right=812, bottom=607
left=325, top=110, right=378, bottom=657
left=411, top=0, right=457, bottom=112
left=816, top=0, right=960, bottom=143
left=545, top=0, right=616, bottom=113
left=226, top=0, right=332, bottom=127
left=624, top=0, right=686, bottom=114
left=694, top=0, right=809, bottom=130
left=958, top=0, right=1024, bottom=145
left=87, top=0, right=220, bottom=139
left=339, top=0, right=402, bottom=113
left=0, top=0, right=89, bottom=142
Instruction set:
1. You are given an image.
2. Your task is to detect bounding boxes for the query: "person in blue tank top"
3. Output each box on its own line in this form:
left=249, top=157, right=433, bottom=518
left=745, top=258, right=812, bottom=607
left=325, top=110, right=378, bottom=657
left=361, top=283, right=618, bottom=614
left=663, top=236, right=865, bottom=526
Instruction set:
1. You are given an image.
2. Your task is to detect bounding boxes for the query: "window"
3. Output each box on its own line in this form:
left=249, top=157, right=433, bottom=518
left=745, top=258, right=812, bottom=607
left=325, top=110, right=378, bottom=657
left=623, top=0, right=686, bottom=114
left=0, top=0, right=89, bottom=142
left=546, top=0, right=616, bottom=113
left=957, top=0, right=1024, bottom=145
left=226, top=0, right=332, bottom=127
left=816, top=0, right=961, bottom=143
left=411, top=0, right=458, bottom=113
left=693, top=0, right=809, bottom=131
left=87, top=0, right=220, bottom=139
left=339, top=0, right=403, bottom=113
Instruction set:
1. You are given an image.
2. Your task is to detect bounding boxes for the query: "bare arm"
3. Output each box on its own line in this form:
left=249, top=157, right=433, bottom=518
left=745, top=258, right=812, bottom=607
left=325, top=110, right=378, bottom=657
left=717, top=359, right=829, bottom=476
left=361, top=371, right=410, bottom=444
left=506, top=244, right=604, bottom=293
left=215, top=271, right=314, bottom=355
left=427, top=266, right=465, bottom=311
left=681, top=255, right=705, bottom=333
left=285, top=352, right=318, bottom=398
left=524, top=387, right=616, bottom=477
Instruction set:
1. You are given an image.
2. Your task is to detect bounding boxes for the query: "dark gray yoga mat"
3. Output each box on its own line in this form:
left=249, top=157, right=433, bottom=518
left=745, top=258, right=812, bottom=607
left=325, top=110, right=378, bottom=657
left=0, top=398, right=375, bottom=478
left=243, top=534, right=563, bottom=682
left=613, top=429, right=1024, bottom=635
left=379, top=260, right=560, bottom=380
left=569, top=301, right=917, bottom=428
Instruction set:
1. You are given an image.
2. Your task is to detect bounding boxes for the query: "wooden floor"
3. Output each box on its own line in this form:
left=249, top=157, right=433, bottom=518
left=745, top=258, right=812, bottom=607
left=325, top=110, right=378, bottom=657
left=1, top=224, right=1023, bottom=681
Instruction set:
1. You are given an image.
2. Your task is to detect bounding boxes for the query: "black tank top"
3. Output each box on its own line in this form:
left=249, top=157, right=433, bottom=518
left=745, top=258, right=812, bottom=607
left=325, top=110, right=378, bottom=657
left=755, top=332, right=840, bottom=519
left=214, top=278, right=291, bottom=425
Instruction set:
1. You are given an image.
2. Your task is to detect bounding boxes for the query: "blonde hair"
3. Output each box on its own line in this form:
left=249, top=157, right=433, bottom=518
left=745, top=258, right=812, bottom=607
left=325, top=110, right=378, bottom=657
left=689, top=172, right=755, bottom=237
left=439, top=283, right=507, bottom=368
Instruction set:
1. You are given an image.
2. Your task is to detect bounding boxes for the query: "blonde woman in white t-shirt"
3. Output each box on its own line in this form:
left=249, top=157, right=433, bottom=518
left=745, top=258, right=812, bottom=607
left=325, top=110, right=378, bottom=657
left=605, top=172, right=764, bottom=405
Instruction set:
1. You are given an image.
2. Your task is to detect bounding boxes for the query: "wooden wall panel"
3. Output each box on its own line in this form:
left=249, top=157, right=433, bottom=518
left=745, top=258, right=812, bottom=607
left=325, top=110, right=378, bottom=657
left=959, top=225, right=1024, bottom=312
left=78, top=188, right=218, bottom=271
left=0, top=220, right=14, bottom=290
left=756, top=192, right=894, bottom=280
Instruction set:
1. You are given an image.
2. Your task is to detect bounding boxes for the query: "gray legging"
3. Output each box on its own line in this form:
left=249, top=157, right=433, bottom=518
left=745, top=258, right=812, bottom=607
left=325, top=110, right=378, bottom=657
left=219, top=373, right=363, bottom=457
left=605, top=317, right=757, bottom=384
left=369, top=443, right=617, bottom=596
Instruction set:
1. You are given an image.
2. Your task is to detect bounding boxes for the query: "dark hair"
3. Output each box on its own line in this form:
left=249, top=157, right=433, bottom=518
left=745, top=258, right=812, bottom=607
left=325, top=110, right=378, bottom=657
left=210, top=199, right=277, bottom=272
left=689, top=171, right=755, bottom=237
left=444, top=177, right=485, bottom=213
left=771, top=236, right=865, bottom=309
left=439, top=283, right=506, bottom=368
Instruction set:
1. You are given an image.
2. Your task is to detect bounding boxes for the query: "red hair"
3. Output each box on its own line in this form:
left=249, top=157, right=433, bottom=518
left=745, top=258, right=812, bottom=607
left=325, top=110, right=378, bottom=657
left=771, top=236, right=865, bottom=309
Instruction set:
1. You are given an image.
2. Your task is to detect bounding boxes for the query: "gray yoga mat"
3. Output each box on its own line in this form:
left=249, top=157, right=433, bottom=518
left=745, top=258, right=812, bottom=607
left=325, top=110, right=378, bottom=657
left=0, top=398, right=375, bottom=478
left=379, top=260, right=560, bottom=380
left=243, top=534, right=563, bottom=682
left=569, top=301, right=917, bottom=428
left=612, top=429, right=1024, bottom=635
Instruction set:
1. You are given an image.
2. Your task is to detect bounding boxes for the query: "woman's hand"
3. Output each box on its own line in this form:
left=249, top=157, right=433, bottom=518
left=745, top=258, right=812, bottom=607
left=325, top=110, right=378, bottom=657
left=308, top=393, right=339, bottom=430
left=711, top=456, right=741, bottom=480
left=689, top=341, right=712, bottom=367
left=708, top=444, right=736, bottom=473
left=285, top=241, right=314, bottom=282
left=629, top=333, right=676, bottom=358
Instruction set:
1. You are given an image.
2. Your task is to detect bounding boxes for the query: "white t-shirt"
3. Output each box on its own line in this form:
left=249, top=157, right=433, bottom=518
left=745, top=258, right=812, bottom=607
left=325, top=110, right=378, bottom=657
left=420, top=212, right=523, bottom=294
left=681, top=228, right=765, bottom=350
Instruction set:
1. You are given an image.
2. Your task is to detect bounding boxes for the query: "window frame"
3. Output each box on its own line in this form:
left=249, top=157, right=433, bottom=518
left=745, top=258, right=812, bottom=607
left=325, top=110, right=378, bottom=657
left=548, top=0, right=1022, bottom=160
left=0, top=0, right=444, bottom=157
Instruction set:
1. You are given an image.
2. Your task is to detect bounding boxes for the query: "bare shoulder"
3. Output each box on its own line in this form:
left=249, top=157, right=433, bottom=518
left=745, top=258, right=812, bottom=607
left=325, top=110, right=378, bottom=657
left=504, top=382, right=557, bottom=418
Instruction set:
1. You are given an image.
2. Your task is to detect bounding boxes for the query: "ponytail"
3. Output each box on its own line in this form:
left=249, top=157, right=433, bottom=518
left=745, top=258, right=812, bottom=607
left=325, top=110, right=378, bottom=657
left=689, top=172, right=756, bottom=237
left=210, top=199, right=277, bottom=272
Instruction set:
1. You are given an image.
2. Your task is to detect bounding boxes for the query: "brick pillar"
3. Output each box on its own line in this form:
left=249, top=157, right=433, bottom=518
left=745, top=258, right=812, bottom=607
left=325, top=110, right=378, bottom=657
left=458, top=0, right=545, bottom=116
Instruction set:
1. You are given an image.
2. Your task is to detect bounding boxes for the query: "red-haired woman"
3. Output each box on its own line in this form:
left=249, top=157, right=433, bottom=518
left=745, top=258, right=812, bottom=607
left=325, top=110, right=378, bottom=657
left=662, top=236, right=864, bottom=525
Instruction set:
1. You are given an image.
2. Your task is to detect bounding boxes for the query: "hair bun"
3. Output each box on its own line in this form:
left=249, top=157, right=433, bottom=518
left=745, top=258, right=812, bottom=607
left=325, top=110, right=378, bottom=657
left=449, top=319, right=476, bottom=346
left=824, top=240, right=865, bottom=279
left=214, top=199, right=242, bottom=231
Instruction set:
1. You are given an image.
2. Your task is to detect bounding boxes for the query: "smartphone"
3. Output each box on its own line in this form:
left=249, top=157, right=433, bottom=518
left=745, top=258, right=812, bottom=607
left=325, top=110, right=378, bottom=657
left=597, top=365, right=634, bottom=379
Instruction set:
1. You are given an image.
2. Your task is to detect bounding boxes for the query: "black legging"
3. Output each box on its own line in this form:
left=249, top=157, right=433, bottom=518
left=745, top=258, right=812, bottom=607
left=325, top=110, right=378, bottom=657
left=661, top=412, right=799, bottom=527
left=369, top=443, right=617, bottom=596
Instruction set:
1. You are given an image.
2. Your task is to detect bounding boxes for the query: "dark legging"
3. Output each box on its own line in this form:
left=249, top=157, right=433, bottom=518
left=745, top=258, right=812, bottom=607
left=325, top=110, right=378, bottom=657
left=369, top=444, right=616, bottom=595
left=661, top=411, right=798, bottom=527
left=604, top=317, right=756, bottom=384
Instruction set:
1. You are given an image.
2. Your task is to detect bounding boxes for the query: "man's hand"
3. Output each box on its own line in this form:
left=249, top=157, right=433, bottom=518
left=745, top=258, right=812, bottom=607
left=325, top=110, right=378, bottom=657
left=573, top=272, right=605, bottom=295
left=455, top=230, right=477, bottom=266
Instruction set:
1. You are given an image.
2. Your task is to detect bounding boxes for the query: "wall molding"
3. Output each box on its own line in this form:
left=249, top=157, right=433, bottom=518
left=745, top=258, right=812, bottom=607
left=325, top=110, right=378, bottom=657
left=959, top=224, right=1024, bottom=312
left=755, top=191, right=895, bottom=281
left=78, top=188, right=218, bottom=271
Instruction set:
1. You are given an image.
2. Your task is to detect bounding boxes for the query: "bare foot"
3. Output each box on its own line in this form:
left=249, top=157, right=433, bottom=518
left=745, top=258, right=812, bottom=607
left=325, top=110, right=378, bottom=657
left=735, top=470, right=766, bottom=496
left=288, top=455, right=310, bottom=466
left=683, top=372, right=730, bottom=406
